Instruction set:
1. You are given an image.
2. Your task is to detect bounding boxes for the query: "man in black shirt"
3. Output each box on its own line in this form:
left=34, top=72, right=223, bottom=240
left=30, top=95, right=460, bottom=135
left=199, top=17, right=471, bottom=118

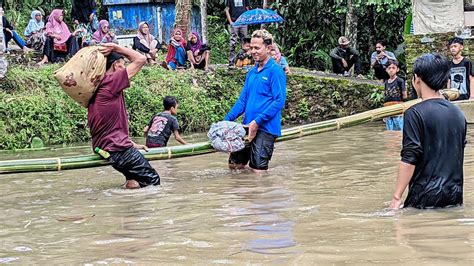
left=225, top=0, right=250, bottom=66
left=389, top=54, right=467, bottom=209
left=447, top=37, right=474, bottom=100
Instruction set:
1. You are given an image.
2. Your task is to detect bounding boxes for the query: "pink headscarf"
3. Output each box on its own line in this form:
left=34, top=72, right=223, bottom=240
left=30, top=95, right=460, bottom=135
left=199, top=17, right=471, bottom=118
left=136, top=22, right=155, bottom=48
left=92, top=20, right=110, bottom=43
left=46, top=9, right=71, bottom=45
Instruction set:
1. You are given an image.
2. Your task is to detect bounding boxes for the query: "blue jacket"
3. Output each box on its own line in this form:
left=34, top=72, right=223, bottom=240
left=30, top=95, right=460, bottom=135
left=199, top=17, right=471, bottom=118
left=225, top=58, right=287, bottom=136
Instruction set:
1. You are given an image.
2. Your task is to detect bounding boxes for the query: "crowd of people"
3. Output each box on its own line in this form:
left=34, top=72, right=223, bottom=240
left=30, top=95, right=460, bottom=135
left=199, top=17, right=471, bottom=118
left=1, top=1, right=468, bottom=211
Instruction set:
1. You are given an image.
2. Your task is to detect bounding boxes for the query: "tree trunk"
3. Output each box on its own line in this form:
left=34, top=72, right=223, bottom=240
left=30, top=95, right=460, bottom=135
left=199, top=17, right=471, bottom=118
left=175, top=0, right=192, bottom=37
left=0, top=7, right=8, bottom=79
left=263, top=0, right=268, bottom=8
left=200, top=0, right=208, bottom=43
left=344, top=0, right=358, bottom=49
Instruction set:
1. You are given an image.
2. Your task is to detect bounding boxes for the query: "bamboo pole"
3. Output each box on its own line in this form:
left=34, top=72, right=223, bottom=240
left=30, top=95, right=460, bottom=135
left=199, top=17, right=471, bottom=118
left=0, top=99, right=421, bottom=174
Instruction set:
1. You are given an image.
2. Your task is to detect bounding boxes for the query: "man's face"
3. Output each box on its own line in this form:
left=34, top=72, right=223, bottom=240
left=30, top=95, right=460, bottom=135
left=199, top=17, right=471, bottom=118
left=450, top=43, right=463, bottom=56
left=340, top=44, right=349, bottom=50
left=170, top=104, right=179, bottom=115
left=386, top=64, right=398, bottom=77
left=250, top=37, right=270, bottom=63
left=375, top=43, right=385, bottom=52
left=113, top=59, right=126, bottom=71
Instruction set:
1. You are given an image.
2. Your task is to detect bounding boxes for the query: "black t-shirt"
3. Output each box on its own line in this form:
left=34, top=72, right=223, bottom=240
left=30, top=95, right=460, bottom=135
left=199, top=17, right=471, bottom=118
left=226, top=0, right=250, bottom=21
left=449, top=57, right=474, bottom=99
left=401, top=98, right=467, bottom=208
left=384, top=77, right=406, bottom=102
left=146, top=112, right=179, bottom=147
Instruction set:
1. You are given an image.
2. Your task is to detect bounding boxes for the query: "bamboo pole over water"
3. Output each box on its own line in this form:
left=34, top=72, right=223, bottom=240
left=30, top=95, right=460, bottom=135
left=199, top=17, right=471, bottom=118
left=0, top=99, right=421, bottom=174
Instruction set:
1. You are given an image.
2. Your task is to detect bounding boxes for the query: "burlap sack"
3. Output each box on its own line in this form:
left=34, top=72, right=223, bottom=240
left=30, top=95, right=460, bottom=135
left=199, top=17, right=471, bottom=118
left=54, top=46, right=106, bottom=107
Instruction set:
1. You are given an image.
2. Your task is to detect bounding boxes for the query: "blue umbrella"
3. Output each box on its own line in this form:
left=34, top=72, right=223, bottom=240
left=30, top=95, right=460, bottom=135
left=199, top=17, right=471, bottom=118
left=232, top=8, right=285, bottom=26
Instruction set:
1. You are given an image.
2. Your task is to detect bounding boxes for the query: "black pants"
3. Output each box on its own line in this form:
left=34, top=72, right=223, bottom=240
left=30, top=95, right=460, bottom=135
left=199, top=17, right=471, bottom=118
left=332, top=55, right=360, bottom=75
left=43, top=36, right=79, bottom=63
left=229, top=130, right=276, bottom=170
left=373, top=63, right=390, bottom=80
left=108, top=147, right=161, bottom=187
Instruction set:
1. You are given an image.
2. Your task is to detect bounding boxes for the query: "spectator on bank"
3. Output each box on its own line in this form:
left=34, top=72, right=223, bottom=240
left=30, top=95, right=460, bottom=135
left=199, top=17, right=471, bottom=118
left=446, top=37, right=474, bottom=100
left=371, top=40, right=396, bottom=80
left=225, top=0, right=250, bottom=66
left=270, top=44, right=290, bottom=74
left=37, top=9, right=80, bottom=65
left=186, top=32, right=210, bottom=71
left=235, top=37, right=253, bottom=68
left=132, top=22, right=160, bottom=64
left=24, top=10, right=45, bottom=51
left=93, top=20, right=118, bottom=44
left=71, top=0, right=98, bottom=31
left=2, top=12, right=33, bottom=52
left=330, top=36, right=361, bottom=76
left=162, top=28, right=187, bottom=70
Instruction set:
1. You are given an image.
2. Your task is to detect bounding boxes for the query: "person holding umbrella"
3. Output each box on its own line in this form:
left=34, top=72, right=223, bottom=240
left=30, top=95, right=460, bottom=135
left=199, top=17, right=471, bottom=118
left=225, top=0, right=250, bottom=67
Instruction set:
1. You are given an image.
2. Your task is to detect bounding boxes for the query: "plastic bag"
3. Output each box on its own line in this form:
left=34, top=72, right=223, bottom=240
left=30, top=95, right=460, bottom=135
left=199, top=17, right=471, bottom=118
left=207, top=121, right=247, bottom=153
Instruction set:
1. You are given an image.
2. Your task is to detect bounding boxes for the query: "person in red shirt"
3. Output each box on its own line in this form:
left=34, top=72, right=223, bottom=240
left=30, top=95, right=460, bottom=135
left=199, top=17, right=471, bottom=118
left=90, top=43, right=160, bottom=189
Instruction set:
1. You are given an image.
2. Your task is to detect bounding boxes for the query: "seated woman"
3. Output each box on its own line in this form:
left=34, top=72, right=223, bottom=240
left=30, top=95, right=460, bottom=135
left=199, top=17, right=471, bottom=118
left=2, top=14, right=32, bottom=52
left=92, top=20, right=118, bottom=44
left=38, top=9, right=80, bottom=65
left=24, top=10, right=45, bottom=51
left=132, top=22, right=160, bottom=64
left=235, top=37, right=253, bottom=68
left=185, top=32, right=210, bottom=71
left=270, top=44, right=290, bottom=74
left=163, top=28, right=187, bottom=70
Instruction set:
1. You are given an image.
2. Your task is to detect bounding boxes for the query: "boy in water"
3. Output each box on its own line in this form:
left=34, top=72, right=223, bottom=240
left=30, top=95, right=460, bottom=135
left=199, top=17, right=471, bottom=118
left=144, top=96, right=187, bottom=148
left=383, top=60, right=407, bottom=130
left=447, top=37, right=474, bottom=100
left=389, top=54, right=467, bottom=210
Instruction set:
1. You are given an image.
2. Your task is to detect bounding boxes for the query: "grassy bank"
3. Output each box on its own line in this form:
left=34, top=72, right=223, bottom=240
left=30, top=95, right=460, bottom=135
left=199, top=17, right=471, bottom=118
left=0, top=65, right=383, bottom=150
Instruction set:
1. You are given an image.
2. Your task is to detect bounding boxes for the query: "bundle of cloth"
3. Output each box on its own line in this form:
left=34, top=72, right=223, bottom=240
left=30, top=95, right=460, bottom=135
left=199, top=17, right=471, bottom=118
left=207, top=121, right=247, bottom=153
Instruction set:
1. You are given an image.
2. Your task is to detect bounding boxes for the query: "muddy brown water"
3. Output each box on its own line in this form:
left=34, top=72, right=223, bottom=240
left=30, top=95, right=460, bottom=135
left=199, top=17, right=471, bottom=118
left=1, top=123, right=473, bottom=264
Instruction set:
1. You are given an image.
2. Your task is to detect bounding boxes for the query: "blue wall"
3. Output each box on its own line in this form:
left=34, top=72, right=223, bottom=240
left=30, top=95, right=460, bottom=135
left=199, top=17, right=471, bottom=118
left=106, top=3, right=202, bottom=44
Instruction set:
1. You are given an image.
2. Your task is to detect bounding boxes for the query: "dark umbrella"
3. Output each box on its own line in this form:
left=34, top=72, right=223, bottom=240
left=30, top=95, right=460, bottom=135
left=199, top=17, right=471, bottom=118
left=232, top=8, right=285, bottom=26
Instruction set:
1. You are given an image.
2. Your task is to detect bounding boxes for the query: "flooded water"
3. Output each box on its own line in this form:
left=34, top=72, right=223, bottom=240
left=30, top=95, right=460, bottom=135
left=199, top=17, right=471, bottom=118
left=1, top=123, right=473, bottom=264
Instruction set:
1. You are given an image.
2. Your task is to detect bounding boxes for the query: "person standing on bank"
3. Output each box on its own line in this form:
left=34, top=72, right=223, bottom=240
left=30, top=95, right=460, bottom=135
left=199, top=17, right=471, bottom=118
left=91, top=43, right=160, bottom=189
left=389, top=54, right=467, bottom=210
left=224, top=29, right=286, bottom=172
left=225, top=0, right=250, bottom=66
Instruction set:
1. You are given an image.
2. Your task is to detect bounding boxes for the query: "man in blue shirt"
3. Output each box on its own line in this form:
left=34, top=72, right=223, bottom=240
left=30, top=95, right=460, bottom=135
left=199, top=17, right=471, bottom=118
left=224, top=29, right=287, bottom=172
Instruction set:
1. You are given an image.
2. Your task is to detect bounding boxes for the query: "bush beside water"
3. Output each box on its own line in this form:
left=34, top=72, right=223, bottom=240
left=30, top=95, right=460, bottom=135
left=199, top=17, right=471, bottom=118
left=0, top=65, right=383, bottom=150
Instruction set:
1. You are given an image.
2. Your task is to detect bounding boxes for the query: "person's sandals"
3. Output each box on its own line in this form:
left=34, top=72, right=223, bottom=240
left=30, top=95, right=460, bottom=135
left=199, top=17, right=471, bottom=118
left=160, top=61, right=169, bottom=70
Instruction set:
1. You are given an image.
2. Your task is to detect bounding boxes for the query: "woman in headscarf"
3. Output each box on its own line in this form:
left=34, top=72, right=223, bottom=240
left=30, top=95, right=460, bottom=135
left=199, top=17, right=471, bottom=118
left=92, top=20, right=117, bottom=44
left=270, top=44, right=290, bottom=74
left=38, top=9, right=80, bottom=65
left=162, top=28, right=187, bottom=70
left=132, top=22, right=160, bottom=64
left=185, top=32, right=210, bottom=71
left=24, top=10, right=45, bottom=50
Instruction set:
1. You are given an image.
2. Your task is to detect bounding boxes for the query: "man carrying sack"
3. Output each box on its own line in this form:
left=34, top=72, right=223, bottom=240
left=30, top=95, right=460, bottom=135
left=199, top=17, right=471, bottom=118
left=89, top=43, right=160, bottom=189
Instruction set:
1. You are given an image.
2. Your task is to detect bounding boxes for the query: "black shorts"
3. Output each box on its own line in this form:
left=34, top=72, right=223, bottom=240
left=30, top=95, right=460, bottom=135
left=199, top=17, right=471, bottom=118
left=228, top=130, right=276, bottom=170
left=108, top=147, right=160, bottom=187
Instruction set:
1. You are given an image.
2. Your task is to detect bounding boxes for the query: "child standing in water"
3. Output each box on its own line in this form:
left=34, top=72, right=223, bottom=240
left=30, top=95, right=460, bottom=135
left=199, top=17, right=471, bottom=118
left=144, top=96, right=187, bottom=148
left=383, top=60, right=407, bottom=130
left=389, top=54, right=467, bottom=210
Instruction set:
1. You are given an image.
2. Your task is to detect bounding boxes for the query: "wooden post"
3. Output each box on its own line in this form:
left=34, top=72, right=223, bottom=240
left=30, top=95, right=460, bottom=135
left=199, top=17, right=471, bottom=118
left=0, top=7, right=8, bottom=79
left=200, top=0, right=208, bottom=44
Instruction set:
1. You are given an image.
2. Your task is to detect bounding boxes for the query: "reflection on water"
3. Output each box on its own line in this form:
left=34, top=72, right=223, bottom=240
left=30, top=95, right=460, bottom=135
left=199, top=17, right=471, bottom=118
left=0, top=122, right=473, bottom=264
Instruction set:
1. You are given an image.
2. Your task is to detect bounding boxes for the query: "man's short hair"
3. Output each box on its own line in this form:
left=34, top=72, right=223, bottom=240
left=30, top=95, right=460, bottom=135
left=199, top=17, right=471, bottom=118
left=413, top=53, right=450, bottom=92
left=163, top=96, right=178, bottom=110
left=448, top=37, right=464, bottom=46
left=387, top=59, right=399, bottom=67
left=376, top=40, right=387, bottom=46
left=251, top=29, right=273, bottom=45
left=106, top=52, right=125, bottom=70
